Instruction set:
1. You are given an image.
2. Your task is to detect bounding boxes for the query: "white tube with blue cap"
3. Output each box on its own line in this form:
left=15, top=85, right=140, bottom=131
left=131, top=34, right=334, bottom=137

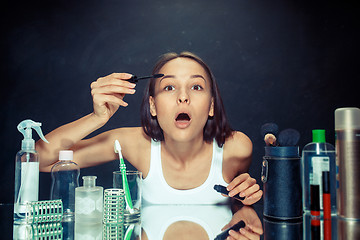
left=14, top=119, right=48, bottom=224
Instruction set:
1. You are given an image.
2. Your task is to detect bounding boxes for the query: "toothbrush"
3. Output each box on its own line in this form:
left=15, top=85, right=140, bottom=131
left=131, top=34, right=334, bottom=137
left=124, top=224, right=135, bottom=240
left=114, top=140, right=134, bottom=213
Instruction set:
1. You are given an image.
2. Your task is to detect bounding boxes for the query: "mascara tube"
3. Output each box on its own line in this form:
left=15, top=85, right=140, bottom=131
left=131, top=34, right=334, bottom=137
left=213, top=185, right=245, bottom=201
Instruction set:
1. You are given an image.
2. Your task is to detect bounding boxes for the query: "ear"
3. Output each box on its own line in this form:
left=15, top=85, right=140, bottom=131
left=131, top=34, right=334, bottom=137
left=209, top=98, right=214, bottom=117
left=149, top=96, right=157, bottom=117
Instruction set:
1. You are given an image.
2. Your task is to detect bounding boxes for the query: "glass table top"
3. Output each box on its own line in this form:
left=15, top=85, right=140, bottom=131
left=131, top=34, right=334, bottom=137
left=2, top=202, right=359, bottom=239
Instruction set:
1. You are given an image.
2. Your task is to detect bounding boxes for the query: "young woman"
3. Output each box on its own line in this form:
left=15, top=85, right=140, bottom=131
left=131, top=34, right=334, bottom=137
left=36, top=52, right=263, bottom=207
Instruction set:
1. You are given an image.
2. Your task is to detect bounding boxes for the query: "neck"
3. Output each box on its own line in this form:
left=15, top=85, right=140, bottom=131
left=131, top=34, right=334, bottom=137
left=162, top=135, right=210, bottom=164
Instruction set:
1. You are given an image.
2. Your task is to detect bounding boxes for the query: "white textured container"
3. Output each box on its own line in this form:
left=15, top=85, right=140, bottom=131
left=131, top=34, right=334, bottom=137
left=75, top=176, right=103, bottom=224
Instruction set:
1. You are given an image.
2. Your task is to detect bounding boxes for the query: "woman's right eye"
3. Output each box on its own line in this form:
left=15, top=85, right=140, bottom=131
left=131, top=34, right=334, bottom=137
left=164, top=85, right=175, bottom=91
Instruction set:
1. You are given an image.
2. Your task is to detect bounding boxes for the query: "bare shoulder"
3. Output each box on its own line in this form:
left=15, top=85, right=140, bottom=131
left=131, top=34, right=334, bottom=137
left=223, top=131, right=253, bottom=159
left=104, top=127, right=151, bottom=172
left=222, top=131, right=253, bottom=181
left=105, top=127, right=151, bottom=156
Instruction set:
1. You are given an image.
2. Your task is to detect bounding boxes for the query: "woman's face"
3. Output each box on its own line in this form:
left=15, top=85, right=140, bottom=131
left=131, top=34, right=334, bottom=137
left=149, top=57, right=214, bottom=143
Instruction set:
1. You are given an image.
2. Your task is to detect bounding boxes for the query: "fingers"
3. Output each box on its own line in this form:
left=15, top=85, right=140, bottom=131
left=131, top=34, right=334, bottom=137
left=91, top=85, right=136, bottom=98
left=227, top=229, right=247, bottom=240
left=91, top=73, right=136, bottom=107
left=98, top=72, right=133, bottom=82
left=227, top=173, right=251, bottom=192
left=241, top=184, right=260, bottom=199
left=91, top=73, right=136, bottom=94
left=90, top=73, right=138, bottom=120
left=227, top=173, right=255, bottom=197
left=227, top=173, right=263, bottom=205
left=93, top=93, right=128, bottom=108
left=247, top=224, right=264, bottom=235
left=227, top=227, right=261, bottom=240
left=224, top=221, right=263, bottom=240
left=244, top=189, right=263, bottom=203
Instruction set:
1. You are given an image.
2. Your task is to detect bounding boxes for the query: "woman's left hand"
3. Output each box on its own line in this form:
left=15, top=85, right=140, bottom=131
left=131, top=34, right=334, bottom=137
left=227, top=173, right=263, bottom=205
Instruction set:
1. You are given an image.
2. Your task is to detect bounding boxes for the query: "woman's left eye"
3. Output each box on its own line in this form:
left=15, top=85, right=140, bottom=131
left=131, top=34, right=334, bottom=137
left=191, top=85, right=203, bottom=91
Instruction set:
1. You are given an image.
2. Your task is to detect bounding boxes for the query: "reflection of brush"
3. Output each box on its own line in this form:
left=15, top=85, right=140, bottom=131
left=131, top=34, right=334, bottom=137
left=278, top=128, right=300, bottom=146
left=261, top=123, right=279, bottom=146
left=129, top=74, right=164, bottom=83
left=114, top=140, right=134, bottom=213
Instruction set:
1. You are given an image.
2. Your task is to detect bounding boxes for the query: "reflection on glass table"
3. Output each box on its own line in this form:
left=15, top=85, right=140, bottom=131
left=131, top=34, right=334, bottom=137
left=9, top=201, right=360, bottom=240
left=302, top=213, right=360, bottom=240
left=12, top=203, right=262, bottom=240
left=141, top=204, right=262, bottom=240
left=13, top=220, right=142, bottom=240
left=263, top=212, right=360, bottom=240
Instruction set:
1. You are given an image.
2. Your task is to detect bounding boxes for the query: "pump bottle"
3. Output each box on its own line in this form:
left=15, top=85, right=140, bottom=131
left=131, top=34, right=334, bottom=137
left=14, top=119, right=48, bottom=223
left=301, top=129, right=336, bottom=216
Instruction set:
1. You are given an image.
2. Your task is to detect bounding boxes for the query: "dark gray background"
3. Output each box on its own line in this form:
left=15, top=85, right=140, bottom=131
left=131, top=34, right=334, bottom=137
left=1, top=0, right=359, bottom=208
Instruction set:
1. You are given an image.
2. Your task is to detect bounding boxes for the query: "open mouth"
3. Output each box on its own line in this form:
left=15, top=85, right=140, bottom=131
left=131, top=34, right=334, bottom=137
left=176, top=113, right=191, bottom=121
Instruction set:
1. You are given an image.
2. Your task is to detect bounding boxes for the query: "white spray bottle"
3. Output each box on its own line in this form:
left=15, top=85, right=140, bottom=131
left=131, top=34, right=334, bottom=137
left=14, top=119, right=48, bottom=223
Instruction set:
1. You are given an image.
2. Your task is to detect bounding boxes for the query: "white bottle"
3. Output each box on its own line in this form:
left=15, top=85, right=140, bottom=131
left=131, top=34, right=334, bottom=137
left=50, top=150, right=80, bottom=221
left=14, top=120, right=49, bottom=223
left=75, top=176, right=103, bottom=224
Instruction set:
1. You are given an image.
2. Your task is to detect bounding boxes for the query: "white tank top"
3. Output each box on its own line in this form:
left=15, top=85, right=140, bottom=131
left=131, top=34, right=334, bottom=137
left=142, top=139, right=229, bottom=205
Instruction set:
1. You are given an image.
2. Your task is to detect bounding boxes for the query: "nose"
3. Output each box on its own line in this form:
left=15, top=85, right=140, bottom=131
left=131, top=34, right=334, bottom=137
left=178, top=96, right=189, bottom=104
left=177, top=90, right=189, bottom=104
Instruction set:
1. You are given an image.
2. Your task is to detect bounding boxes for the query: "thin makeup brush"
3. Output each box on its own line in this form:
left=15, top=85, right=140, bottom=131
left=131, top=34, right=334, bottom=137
left=129, top=73, right=164, bottom=83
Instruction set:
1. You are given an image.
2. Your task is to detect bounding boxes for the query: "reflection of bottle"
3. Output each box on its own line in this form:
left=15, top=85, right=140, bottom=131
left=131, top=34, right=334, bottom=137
left=335, top=107, right=360, bottom=219
left=302, top=129, right=336, bottom=216
left=337, top=216, right=360, bottom=240
left=75, top=176, right=103, bottom=224
left=310, top=218, right=321, bottom=240
left=50, top=150, right=80, bottom=221
left=75, top=222, right=103, bottom=240
left=263, top=217, right=303, bottom=240
left=14, top=120, right=48, bottom=223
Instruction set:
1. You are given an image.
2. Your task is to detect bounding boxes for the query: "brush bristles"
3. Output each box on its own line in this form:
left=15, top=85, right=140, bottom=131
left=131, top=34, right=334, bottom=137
left=278, top=128, right=300, bottom=146
left=260, top=123, right=279, bottom=137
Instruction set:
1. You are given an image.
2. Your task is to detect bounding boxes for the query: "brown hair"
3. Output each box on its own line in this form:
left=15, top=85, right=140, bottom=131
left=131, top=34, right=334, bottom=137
left=140, top=51, right=233, bottom=147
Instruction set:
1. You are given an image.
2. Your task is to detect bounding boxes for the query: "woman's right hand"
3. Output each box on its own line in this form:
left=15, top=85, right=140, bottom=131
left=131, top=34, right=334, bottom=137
left=90, top=73, right=136, bottom=123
